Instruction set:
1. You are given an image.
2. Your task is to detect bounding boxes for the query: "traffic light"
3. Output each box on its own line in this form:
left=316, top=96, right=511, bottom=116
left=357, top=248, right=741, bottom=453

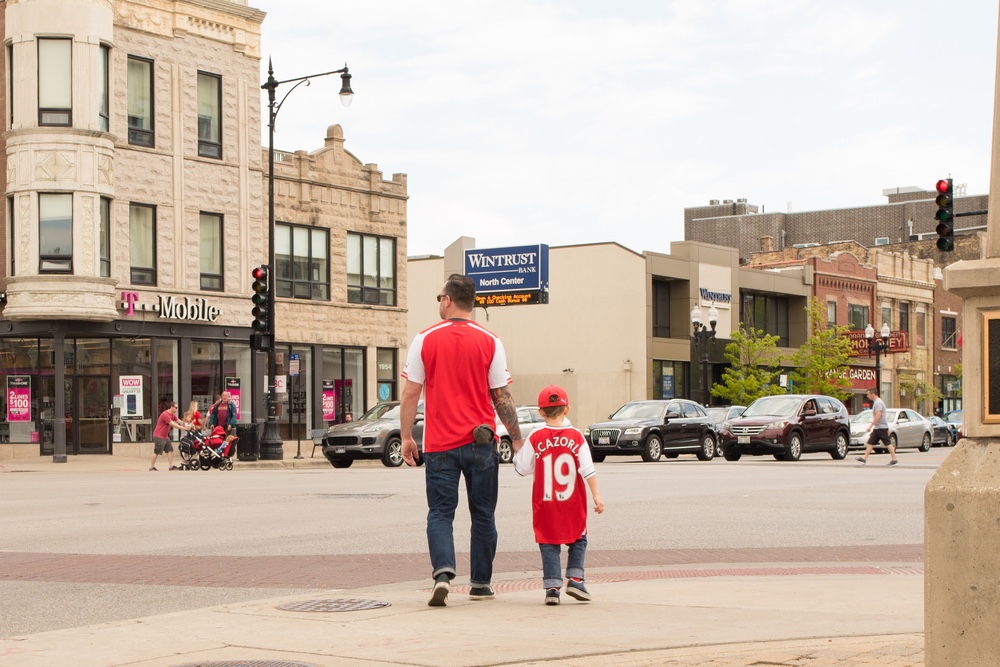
left=251, top=265, right=269, bottom=332
left=935, top=178, right=954, bottom=251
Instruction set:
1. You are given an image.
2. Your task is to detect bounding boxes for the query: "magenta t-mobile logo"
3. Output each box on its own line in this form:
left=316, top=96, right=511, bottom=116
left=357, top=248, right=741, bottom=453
left=121, top=291, right=140, bottom=316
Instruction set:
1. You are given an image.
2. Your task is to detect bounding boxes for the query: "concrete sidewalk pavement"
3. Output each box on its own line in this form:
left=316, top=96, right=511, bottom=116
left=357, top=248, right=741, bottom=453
left=1, top=565, right=924, bottom=666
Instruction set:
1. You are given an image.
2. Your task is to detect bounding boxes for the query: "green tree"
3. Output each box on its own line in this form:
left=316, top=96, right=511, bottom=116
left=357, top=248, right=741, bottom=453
left=789, top=297, right=854, bottom=401
left=711, top=324, right=785, bottom=406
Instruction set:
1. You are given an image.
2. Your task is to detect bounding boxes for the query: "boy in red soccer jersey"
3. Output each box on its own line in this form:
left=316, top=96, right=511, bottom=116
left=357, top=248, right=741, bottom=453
left=513, top=385, right=604, bottom=605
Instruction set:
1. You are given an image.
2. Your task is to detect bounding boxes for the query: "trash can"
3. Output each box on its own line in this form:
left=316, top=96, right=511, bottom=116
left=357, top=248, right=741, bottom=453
left=236, top=423, right=261, bottom=461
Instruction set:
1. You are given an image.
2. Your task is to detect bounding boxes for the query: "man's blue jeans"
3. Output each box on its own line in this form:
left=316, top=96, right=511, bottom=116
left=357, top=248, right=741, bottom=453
left=539, top=534, right=587, bottom=589
left=424, top=442, right=499, bottom=586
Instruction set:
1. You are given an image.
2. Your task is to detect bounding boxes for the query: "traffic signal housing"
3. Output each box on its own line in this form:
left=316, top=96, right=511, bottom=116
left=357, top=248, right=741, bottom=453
left=935, top=178, right=954, bottom=251
left=251, top=264, right=269, bottom=331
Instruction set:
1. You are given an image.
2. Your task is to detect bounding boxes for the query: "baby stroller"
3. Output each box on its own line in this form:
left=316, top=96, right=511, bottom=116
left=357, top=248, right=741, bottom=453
left=198, top=425, right=236, bottom=471
left=178, top=430, right=206, bottom=471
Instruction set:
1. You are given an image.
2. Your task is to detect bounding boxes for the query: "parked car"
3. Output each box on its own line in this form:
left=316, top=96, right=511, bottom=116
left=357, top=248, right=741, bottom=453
left=495, top=405, right=571, bottom=464
left=718, top=394, right=850, bottom=461
left=706, top=406, right=746, bottom=457
left=322, top=401, right=423, bottom=468
left=848, top=408, right=932, bottom=452
left=584, top=399, right=716, bottom=463
left=493, top=416, right=514, bottom=464
left=943, top=409, right=963, bottom=440
left=927, top=415, right=957, bottom=447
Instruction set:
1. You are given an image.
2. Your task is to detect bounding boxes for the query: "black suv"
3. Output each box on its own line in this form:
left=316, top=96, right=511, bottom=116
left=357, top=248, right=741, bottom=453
left=584, top=399, right=717, bottom=462
left=717, top=394, right=850, bottom=461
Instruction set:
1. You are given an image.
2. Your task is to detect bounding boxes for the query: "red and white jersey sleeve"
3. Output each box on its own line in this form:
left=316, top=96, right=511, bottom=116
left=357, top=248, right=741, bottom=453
left=514, top=424, right=594, bottom=545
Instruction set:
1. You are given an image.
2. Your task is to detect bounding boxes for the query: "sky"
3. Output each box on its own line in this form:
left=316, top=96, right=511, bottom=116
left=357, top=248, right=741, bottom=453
left=249, top=1, right=1000, bottom=258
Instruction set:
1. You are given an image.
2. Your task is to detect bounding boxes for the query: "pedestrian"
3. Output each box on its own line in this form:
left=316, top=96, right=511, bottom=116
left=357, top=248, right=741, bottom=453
left=513, top=385, right=604, bottom=605
left=400, top=273, right=523, bottom=607
left=182, top=400, right=202, bottom=431
left=150, top=401, right=190, bottom=471
left=856, top=386, right=898, bottom=466
left=208, top=391, right=237, bottom=434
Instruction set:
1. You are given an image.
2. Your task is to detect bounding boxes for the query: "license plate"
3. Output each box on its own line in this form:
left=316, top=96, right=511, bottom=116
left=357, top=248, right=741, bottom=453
left=334, top=447, right=346, bottom=454
left=738, top=436, right=750, bottom=444
left=598, top=437, right=610, bottom=445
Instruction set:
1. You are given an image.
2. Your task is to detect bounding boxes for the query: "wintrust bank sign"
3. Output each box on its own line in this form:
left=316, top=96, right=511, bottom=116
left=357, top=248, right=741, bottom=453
left=464, top=245, right=549, bottom=306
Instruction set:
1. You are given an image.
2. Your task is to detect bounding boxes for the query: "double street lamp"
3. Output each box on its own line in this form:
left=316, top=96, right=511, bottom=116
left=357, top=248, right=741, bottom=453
left=258, top=59, right=353, bottom=459
left=691, top=304, right=719, bottom=406
left=864, top=322, right=891, bottom=391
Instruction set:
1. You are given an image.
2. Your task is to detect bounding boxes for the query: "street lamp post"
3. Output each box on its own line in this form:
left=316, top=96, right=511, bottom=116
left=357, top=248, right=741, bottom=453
left=691, top=304, right=719, bottom=407
left=865, top=322, right=891, bottom=395
left=258, top=59, right=353, bottom=460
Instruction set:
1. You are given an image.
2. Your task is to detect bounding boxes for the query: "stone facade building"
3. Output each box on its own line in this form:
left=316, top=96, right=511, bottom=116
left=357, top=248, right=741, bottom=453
left=0, top=0, right=408, bottom=460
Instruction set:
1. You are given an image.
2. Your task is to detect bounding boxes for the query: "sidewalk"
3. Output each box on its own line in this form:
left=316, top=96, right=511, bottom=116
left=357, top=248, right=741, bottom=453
left=0, top=455, right=926, bottom=666
left=0, top=452, right=331, bottom=472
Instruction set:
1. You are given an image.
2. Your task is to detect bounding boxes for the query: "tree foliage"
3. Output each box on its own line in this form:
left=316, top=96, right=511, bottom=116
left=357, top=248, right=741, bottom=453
left=711, top=324, right=785, bottom=406
left=789, top=297, right=854, bottom=401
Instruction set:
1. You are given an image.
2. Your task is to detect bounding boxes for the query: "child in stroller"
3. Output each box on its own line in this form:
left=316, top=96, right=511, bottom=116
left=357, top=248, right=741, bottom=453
left=199, top=425, right=237, bottom=470
left=178, top=430, right=206, bottom=471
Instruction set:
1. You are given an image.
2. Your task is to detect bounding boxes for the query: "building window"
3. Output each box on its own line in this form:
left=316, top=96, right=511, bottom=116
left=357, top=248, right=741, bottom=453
left=99, top=45, right=110, bottom=132
left=653, top=360, right=687, bottom=400
left=7, top=196, right=14, bottom=276
left=129, top=203, right=156, bottom=285
left=347, top=232, right=396, bottom=306
left=942, top=316, right=957, bottom=349
left=197, top=72, right=221, bottom=159
left=740, top=291, right=789, bottom=346
left=899, top=302, right=910, bottom=338
left=39, top=193, right=73, bottom=273
left=826, top=300, right=837, bottom=329
left=376, top=348, right=397, bottom=402
left=652, top=279, right=671, bottom=338
left=38, top=38, right=72, bottom=126
left=99, top=197, right=110, bottom=277
left=199, top=212, right=223, bottom=291
left=914, top=309, right=926, bottom=347
left=847, top=304, right=869, bottom=331
left=276, top=223, right=329, bottom=300
left=882, top=305, right=892, bottom=329
left=7, top=44, right=13, bottom=127
left=127, top=57, right=153, bottom=147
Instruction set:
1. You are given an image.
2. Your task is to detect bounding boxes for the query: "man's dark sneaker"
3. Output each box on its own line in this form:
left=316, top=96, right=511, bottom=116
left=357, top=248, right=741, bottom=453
left=428, top=574, right=450, bottom=607
left=148, top=467, right=158, bottom=471
left=888, top=459, right=899, bottom=466
left=854, top=457, right=866, bottom=465
left=545, top=588, right=560, bottom=605
left=565, top=578, right=591, bottom=602
left=469, top=586, right=495, bottom=600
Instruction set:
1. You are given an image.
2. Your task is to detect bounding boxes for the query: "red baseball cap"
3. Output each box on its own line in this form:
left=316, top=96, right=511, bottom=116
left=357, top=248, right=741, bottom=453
left=537, top=385, right=569, bottom=408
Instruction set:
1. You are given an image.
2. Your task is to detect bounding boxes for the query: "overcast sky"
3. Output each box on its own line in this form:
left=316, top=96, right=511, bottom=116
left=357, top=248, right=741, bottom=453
left=250, top=1, right=999, bottom=257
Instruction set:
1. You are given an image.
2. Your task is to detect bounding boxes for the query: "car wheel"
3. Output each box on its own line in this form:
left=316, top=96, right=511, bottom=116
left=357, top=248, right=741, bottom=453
left=830, top=431, right=848, bottom=460
left=381, top=437, right=404, bottom=467
left=946, top=432, right=955, bottom=447
left=497, top=437, right=513, bottom=464
left=330, top=459, right=353, bottom=469
left=641, top=434, right=663, bottom=462
left=591, top=452, right=606, bottom=463
left=889, top=434, right=898, bottom=450
left=723, top=451, right=741, bottom=461
left=784, top=432, right=802, bottom=461
left=696, top=433, right=715, bottom=461
left=773, top=454, right=785, bottom=460
left=919, top=433, right=931, bottom=452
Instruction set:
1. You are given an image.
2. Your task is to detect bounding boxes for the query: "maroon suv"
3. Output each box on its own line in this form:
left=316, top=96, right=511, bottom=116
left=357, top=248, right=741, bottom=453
left=718, top=394, right=850, bottom=461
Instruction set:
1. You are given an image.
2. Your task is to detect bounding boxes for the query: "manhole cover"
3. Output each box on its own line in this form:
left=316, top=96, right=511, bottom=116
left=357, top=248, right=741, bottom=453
left=277, top=598, right=391, bottom=612
left=174, top=662, right=320, bottom=667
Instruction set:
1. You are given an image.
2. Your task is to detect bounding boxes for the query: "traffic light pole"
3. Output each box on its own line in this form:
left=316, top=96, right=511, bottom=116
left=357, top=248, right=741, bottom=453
left=259, top=60, right=352, bottom=460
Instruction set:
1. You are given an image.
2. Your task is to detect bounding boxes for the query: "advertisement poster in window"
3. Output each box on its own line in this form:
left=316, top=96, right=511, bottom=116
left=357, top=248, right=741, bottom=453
left=7, top=375, right=30, bottom=422
left=322, top=380, right=336, bottom=421
left=662, top=372, right=675, bottom=399
left=225, top=377, right=241, bottom=420
left=119, top=374, right=143, bottom=417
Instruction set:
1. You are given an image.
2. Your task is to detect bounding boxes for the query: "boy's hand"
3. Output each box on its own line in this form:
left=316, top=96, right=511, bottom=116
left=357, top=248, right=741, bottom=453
left=593, top=496, right=605, bottom=514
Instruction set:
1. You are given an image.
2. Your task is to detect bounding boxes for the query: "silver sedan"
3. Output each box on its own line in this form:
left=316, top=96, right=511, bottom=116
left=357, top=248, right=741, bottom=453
left=849, top=408, right=933, bottom=452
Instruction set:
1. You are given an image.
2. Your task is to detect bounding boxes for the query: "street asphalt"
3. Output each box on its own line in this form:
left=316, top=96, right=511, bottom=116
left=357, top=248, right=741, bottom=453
left=0, top=454, right=927, bottom=666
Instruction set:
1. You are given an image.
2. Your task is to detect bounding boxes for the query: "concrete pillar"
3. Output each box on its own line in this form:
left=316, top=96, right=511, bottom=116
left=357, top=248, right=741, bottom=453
left=927, top=5, right=1000, bottom=664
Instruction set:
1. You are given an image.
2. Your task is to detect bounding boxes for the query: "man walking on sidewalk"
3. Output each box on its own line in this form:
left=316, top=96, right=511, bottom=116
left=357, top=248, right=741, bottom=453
left=856, top=387, right=898, bottom=466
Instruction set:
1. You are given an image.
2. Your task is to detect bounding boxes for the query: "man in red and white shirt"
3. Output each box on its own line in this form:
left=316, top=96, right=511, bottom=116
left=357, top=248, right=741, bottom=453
left=401, top=273, right=522, bottom=607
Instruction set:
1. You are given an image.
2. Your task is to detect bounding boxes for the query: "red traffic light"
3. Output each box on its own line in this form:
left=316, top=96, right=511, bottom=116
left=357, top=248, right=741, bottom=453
left=936, top=179, right=951, bottom=194
left=252, top=267, right=266, bottom=280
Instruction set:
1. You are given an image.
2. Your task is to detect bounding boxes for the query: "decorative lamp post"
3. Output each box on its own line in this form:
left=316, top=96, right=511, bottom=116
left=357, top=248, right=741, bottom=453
left=865, top=322, right=891, bottom=396
left=258, top=60, right=353, bottom=460
left=691, top=304, right=719, bottom=406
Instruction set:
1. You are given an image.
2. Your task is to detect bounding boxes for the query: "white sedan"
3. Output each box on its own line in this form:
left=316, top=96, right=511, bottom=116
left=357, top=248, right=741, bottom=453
left=849, top=408, right=933, bottom=452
